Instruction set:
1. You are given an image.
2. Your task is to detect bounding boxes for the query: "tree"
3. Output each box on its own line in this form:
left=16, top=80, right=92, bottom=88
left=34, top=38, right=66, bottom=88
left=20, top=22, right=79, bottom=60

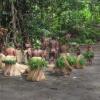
left=0, top=0, right=100, bottom=45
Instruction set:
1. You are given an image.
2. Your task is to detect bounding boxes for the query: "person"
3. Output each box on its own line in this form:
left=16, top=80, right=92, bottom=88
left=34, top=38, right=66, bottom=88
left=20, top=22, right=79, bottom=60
left=41, top=37, right=49, bottom=60
left=76, top=44, right=81, bottom=56
left=32, top=47, right=43, bottom=57
left=49, top=37, right=59, bottom=63
left=24, top=39, right=31, bottom=49
left=3, top=44, right=29, bottom=76
left=59, top=44, right=70, bottom=57
left=24, top=40, right=32, bottom=63
left=0, top=45, right=5, bottom=69
left=3, top=45, right=16, bottom=76
left=41, top=37, right=49, bottom=50
left=15, top=43, right=23, bottom=63
left=4, top=46, right=16, bottom=56
left=85, top=45, right=94, bottom=65
left=0, top=43, right=3, bottom=53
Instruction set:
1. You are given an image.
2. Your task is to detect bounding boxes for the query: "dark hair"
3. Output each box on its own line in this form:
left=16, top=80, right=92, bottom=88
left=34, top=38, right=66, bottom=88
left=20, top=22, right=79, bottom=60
left=51, top=36, right=56, bottom=40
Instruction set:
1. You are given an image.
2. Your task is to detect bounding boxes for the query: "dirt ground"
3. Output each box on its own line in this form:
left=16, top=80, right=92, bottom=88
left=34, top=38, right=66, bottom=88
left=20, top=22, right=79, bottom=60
left=0, top=44, right=100, bottom=100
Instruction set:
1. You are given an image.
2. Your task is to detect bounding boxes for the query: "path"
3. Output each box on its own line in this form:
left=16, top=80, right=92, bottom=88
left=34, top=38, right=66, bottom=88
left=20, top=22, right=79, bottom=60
left=0, top=44, right=100, bottom=100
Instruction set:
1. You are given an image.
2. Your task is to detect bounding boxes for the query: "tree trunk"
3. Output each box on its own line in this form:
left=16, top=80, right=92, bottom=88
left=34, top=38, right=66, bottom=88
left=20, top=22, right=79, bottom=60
left=11, top=1, right=17, bottom=44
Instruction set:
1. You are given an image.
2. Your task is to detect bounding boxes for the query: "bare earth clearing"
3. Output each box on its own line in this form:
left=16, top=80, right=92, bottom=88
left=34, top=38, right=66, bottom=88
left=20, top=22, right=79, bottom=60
left=0, top=44, right=100, bottom=100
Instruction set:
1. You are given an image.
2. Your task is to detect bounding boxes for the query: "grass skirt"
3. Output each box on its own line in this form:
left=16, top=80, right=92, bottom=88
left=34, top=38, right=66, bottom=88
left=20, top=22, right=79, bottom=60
left=3, top=63, right=29, bottom=76
left=27, top=69, right=46, bottom=81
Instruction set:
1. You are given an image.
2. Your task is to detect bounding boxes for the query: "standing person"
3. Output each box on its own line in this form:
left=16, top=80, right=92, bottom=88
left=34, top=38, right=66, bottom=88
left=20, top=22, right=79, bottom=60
left=0, top=43, right=5, bottom=69
left=24, top=40, right=32, bottom=64
left=3, top=45, right=29, bottom=76
left=60, top=45, right=69, bottom=57
left=84, top=45, right=94, bottom=65
left=41, top=37, right=49, bottom=60
left=0, top=43, right=3, bottom=53
left=32, top=40, right=43, bottom=57
left=41, top=37, right=49, bottom=50
left=4, top=46, right=16, bottom=57
left=3, top=45, right=17, bottom=76
left=32, top=48, right=43, bottom=57
left=24, top=39, right=31, bottom=49
left=15, top=43, right=23, bottom=63
left=76, top=44, right=81, bottom=56
left=49, top=37, right=59, bottom=63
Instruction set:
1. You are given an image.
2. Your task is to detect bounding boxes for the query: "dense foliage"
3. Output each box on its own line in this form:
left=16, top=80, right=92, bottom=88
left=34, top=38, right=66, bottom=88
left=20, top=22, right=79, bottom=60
left=0, top=0, right=100, bottom=44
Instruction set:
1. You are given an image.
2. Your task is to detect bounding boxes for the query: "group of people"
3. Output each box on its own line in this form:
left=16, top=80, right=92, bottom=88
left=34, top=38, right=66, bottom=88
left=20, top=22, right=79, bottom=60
left=0, top=35, right=94, bottom=77
left=0, top=36, right=60, bottom=76
left=25, top=37, right=82, bottom=65
left=0, top=37, right=60, bottom=64
left=0, top=35, right=94, bottom=66
left=24, top=37, right=60, bottom=64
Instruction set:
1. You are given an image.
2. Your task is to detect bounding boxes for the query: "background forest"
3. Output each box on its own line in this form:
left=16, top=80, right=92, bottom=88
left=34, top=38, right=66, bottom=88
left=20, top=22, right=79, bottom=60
left=0, top=0, right=100, bottom=46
